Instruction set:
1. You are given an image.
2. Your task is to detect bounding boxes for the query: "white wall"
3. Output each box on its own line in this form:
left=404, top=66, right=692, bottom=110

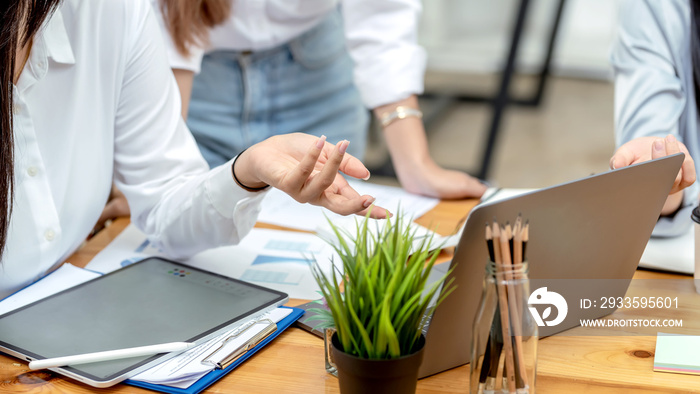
left=419, top=0, right=623, bottom=80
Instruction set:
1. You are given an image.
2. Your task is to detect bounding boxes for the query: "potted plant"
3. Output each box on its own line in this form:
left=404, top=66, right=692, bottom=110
left=310, top=212, right=455, bottom=394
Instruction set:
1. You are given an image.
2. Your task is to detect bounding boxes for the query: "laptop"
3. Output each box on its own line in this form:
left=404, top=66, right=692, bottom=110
left=418, top=153, right=684, bottom=377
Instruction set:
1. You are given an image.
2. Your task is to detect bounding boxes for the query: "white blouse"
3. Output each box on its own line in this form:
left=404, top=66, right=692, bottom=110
left=150, top=0, right=427, bottom=109
left=3, top=0, right=266, bottom=299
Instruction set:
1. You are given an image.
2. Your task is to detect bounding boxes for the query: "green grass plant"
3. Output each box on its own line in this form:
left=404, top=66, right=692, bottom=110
left=310, top=211, right=455, bottom=359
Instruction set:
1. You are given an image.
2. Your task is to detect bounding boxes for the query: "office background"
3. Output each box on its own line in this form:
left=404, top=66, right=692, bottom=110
left=366, top=0, right=620, bottom=190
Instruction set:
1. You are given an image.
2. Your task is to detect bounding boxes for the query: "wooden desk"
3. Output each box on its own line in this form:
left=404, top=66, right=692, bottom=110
left=2, top=199, right=700, bottom=393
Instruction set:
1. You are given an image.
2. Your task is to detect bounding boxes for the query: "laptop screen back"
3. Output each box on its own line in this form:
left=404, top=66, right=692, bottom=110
left=419, top=154, right=684, bottom=377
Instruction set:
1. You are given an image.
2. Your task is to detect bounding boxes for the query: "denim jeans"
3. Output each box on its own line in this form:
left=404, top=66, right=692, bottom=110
left=187, top=9, right=369, bottom=167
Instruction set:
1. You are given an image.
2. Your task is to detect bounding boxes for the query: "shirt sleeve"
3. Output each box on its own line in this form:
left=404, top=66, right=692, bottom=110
left=113, top=1, right=266, bottom=259
left=611, top=0, right=695, bottom=237
left=611, top=0, right=686, bottom=147
left=341, top=0, right=427, bottom=109
left=148, top=0, right=205, bottom=73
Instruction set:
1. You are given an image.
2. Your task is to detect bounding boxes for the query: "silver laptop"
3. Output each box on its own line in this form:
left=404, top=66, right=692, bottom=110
left=419, top=153, right=684, bottom=377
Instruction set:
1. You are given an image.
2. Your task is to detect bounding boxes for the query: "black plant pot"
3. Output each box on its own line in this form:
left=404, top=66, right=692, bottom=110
left=330, top=333, right=426, bottom=394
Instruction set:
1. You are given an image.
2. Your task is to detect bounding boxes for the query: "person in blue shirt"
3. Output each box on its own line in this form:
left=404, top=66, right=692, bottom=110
left=610, top=0, right=698, bottom=236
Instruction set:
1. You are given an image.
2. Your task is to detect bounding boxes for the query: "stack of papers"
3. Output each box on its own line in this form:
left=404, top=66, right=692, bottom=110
left=0, top=264, right=100, bottom=316
left=132, top=308, right=293, bottom=388
left=315, top=216, right=461, bottom=254
left=86, top=226, right=338, bottom=300
left=258, top=179, right=440, bottom=231
left=654, top=333, right=700, bottom=375
left=85, top=181, right=449, bottom=300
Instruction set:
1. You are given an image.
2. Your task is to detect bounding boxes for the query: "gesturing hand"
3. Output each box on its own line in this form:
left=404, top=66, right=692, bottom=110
left=233, top=133, right=389, bottom=219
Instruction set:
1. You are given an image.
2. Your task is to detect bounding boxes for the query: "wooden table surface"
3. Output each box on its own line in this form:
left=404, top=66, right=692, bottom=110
left=2, top=198, right=700, bottom=393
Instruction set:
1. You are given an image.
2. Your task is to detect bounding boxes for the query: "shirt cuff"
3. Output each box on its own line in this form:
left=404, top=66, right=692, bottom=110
left=168, top=45, right=204, bottom=74
left=353, top=46, right=427, bottom=109
left=205, top=157, right=269, bottom=226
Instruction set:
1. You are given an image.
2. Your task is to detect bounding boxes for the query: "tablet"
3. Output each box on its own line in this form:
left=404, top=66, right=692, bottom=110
left=0, top=257, right=288, bottom=387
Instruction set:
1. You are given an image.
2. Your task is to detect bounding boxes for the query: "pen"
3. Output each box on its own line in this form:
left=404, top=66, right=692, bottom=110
left=201, top=320, right=277, bottom=370
left=28, top=341, right=195, bottom=370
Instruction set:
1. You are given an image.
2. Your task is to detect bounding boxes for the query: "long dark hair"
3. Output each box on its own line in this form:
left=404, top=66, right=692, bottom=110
left=691, top=0, right=700, bottom=112
left=0, top=1, right=61, bottom=259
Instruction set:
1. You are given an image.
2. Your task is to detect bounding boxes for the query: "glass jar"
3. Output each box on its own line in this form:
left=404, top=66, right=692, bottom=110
left=470, top=262, right=537, bottom=394
left=324, top=327, right=338, bottom=376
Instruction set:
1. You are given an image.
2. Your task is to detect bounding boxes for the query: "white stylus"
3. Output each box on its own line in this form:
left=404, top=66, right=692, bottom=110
left=28, top=341, right=195, bottom=370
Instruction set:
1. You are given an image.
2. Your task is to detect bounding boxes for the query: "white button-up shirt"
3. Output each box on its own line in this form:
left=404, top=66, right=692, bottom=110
left=3, top=0, right=266, bottom=299
left=151, top=0, right=427, bottom=109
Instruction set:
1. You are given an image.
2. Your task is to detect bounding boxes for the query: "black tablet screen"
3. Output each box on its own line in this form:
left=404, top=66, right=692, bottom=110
left=0, top=257, right=287, bottom=382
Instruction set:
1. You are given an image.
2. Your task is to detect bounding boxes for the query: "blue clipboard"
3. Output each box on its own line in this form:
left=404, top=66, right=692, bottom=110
left=126, top=306, right=304, bottom=394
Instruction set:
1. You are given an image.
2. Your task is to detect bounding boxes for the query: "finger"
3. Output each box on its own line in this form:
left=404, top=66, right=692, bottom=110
left=678, top=142, right=697, bottom=191
left=610, top=146, right=637, bottom=170
left=319, top=192, right=368, bottom=216
left=320, top=192, right=389, bottom=218
left=283, top=135, right=326, bottom=193
left=661, top=135, right=685, bottom=192
left=338, top=153, right=371, bottom=180
left=93, top=199, right=127, bottom=233
left=300, top=140, right=348, bottom=201
left=94, top=211, right=111, bottom=232
left=650, top=138, right=667, bottom=160
left=664, top=134, right=681, bottom=155
left=335, top=186, right=389, bottom=219
left=317, top=176, right=389, bottom=218
left=355, top=202, right=390, bottom=219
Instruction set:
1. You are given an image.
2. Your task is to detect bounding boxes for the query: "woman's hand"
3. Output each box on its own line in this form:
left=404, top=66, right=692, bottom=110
left=92, top=184, right=130, bottom=236
left=610, top=134, right=695, bottom=215
left=394, top=157, right=487, bottom=200
left=610, top=134, right=695, bottom=194
left=233, top=133, right=389, bottom=219
left=375, top=95, right=487, bottom=200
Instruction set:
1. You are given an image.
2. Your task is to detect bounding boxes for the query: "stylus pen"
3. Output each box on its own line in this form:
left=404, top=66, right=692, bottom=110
left=28, top=341, right=195, bottom=370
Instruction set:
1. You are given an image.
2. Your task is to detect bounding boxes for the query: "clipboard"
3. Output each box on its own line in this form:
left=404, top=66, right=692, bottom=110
left=126, top=306, right=304, bottom=394
left=0, top=257, right=291, bottom=388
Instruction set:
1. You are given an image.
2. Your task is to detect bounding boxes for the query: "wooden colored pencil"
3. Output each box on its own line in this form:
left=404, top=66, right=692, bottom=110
left=479, top=217, right=532, bottom=393
left=485, top=222, right=495, bottom=262
left=485, top=314, right=504, bottom=391
left=493, top=223, right=516, bottom=394
left=500, top=224, right=529, bottom=392
left=521, top=220, right=529, bottom=261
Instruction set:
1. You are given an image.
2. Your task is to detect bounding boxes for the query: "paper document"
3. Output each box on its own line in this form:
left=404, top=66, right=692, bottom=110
left=86, top=225, right=338, bottom=299
left=0, top=263, right=101, bottom=316
left=258, top=179, right=440, bottom=231
left=315, top=216, right=459, bottom=253
left=478, top=187, right=536, bottom=205
left=83, top=225, right=168, bottom=273
left=639, top=226, right=693, bottom=274
left=132, top=308, right=293, bottom=388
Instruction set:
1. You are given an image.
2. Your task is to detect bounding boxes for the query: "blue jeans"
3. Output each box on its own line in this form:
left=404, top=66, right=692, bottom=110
left=187, top=10, right=369, bottom=167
